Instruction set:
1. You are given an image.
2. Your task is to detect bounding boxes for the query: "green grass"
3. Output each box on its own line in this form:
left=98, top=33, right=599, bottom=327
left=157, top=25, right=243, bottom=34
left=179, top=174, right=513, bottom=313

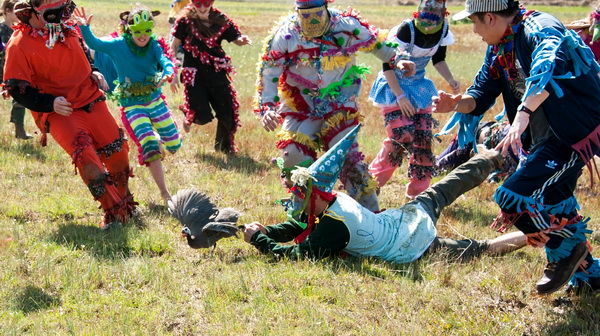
left=1, top=1, right=599, bottom=335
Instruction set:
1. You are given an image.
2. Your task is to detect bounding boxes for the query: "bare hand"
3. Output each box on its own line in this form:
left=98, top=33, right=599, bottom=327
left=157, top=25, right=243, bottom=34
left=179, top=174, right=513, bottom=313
left=91, top=71, right=109, bottom=91
left=170, top=74, right=180, bottom=94
left=495, top=112, right=529, bottom=157
left=261, top=108, right=280, bottom=132
left=397, top=60, right=416, bottom=77
left=432, top=90, right=461, bottom=114
left=169, top=77, right=179, bottom=93
left=158, top=73, right=175, bottom=88
left=235, top=35, right=252, bottom=46
left=54, top=97, right=72, bottom=116
left=397, top=95, right=415, bottom=117
left=448, top=79, right=461, bottom=94
left=243, top=222, right=266, bottom=243
left=73, top=7, right=93, bottom=26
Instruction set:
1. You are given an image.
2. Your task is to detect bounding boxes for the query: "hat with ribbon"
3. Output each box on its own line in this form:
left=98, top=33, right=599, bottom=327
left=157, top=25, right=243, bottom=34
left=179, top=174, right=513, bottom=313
left=289, top=124, right=360, bottom=243
left=290, top=124, right=359, bottom=214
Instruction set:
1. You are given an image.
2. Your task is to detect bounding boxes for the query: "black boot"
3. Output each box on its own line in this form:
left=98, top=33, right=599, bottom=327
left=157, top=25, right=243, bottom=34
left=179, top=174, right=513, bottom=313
left=536, top=242, right=588, bottom=294
left=14, top=123, right=32, bottom=140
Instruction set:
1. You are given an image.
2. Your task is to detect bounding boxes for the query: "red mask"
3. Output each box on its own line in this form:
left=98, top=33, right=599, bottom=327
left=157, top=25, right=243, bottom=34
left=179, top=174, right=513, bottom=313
left=35, top=0, right=75, bottom=24
left=192, top=0, right=214, bottom=7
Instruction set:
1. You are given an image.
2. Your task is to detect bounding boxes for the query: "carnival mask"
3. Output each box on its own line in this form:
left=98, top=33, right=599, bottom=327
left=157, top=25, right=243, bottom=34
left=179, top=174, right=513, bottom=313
left=192, top=0, right=214, bottom=7
left=290, top=186, right=309, bottom=217
left=414, top=0, right=445, bottom=34
left=34, top=0, right=76, bottom=24
left=128, top=10, right=154, bottom=37
left=14, top=1, right=34, bottom=25
left=297, top=5, right=330, bottom=38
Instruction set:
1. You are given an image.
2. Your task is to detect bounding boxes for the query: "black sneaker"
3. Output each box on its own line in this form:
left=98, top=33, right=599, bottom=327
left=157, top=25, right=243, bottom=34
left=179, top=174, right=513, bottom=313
left=536, top=242, right=589, bottom=295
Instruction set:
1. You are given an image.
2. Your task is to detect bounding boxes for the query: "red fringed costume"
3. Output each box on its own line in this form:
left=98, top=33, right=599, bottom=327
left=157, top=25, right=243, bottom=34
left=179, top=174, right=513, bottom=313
left=3, top=19, right=135, bottom=228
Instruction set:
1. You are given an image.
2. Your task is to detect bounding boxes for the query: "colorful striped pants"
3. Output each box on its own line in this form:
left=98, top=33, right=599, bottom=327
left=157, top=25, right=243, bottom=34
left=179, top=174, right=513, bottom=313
left=121, top=95, right=182, bottom=165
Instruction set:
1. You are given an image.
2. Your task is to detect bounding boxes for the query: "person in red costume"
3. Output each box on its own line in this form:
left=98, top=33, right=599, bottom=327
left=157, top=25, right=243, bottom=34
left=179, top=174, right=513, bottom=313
left=3, top=0, right=136, bottom=229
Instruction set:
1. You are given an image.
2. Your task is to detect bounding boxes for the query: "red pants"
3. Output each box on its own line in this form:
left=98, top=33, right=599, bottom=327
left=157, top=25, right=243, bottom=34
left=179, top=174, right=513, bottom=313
left=38, top=100, right=133, bottom=219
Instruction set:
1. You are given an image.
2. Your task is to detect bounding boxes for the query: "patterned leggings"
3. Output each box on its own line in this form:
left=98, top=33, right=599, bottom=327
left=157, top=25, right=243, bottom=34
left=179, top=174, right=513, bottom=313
left=369, top=105, right=436, bottom=198
left=121, top=95, right=182, bottom=165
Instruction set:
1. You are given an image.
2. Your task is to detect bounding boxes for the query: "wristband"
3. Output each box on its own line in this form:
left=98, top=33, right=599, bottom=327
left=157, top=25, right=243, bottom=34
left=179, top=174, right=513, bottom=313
left=396, top=94, right=406, bottom=101
left=518, top=105, right=534, bottom=115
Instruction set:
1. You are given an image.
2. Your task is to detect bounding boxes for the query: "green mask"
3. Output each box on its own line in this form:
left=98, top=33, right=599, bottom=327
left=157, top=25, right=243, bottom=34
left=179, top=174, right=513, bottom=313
left=415, top=19, right=443, bottom=34
left=128, top=11, right=154, bottom=37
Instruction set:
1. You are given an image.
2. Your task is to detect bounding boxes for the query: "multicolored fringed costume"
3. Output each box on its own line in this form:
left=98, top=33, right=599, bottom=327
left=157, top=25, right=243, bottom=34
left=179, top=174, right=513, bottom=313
left=3, top=18, right=135, bottom=228
left=440, top=9, right=600, bottom=291
left=171, top=5, right=242, bottom=153
left=79, top=25, right=182, bottom=166
left=368, top=18, right=453, bottom=197
left=254, top=6, right=409, bottom=212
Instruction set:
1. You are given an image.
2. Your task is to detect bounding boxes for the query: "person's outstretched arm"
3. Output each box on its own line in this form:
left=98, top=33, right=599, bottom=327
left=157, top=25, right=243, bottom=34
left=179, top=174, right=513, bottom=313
left=233, top=35, right=252, bottom=46
left=73, top=7, right=117, bottom=54
left=432, top=91, right=476, bottom=114
left=433, top=60, right=460, bottom=94
left=382, top=65, right=415, bottom=117
left=243, top=216, right=350, bottom=260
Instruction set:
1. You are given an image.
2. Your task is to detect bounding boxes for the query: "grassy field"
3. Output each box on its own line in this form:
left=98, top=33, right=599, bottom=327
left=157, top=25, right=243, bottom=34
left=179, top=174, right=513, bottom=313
left=1, top=1, right=599, bottom=335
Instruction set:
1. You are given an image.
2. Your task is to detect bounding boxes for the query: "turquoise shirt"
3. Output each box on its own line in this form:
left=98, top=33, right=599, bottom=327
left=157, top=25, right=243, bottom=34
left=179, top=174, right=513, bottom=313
left=328, top=193, right=436, bottom=263
left=79, top=25, right=174, bottom=105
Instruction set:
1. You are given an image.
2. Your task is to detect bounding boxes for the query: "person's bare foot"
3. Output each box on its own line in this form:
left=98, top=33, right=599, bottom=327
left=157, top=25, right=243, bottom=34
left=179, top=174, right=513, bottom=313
left=161, top=191, right=172, bottom=206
